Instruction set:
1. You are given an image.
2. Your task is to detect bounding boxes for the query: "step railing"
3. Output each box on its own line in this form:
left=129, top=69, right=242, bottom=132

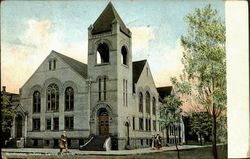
left=79, top=136, right=94, bottom=149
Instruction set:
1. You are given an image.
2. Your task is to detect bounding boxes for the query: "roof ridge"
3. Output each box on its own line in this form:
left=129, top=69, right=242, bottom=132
left=51, top=50, right=88, bottom=78
left=133, top=59, right=147, bottom=63
left=52, top=50, right=87, bottom=66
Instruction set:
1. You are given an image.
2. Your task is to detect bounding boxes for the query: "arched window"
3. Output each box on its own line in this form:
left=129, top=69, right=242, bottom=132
left=139, top=92, right=143, bottom=112
left=97, top=43, right=109, bottom=64
left=152, top=97, right=156, bottom=115
left=65, top=87, right=74, bottom=111
left=146, top=91, right=150, bottom=113
left=33, top=91, right=41, bottom=113
left=47, top=83, right=59, bottom=111
left=49, top=59, right=56, bottom=70
left=49, top=60, right=52, bottom=70
left=121, top=46, right=128, bottom=65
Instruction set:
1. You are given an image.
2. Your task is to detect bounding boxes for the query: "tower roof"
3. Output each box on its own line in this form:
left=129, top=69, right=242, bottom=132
left=92, top=2, right=130, bottom=36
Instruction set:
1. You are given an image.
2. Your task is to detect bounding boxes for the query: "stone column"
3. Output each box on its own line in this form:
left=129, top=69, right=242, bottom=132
left=24, top=113, right=28, bottom=146
left=12, top=115, right=16, bottom=138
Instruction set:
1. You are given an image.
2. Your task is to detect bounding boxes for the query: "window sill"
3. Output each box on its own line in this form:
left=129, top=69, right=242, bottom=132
left=65, top=109, right=74, bottom=112
left=121, top=64, right=129, bottom=68
left=46, top=110, right=59, bottom=113
left=32, top=130, right=40, bottom=132
left=95, top=63, right=110, bottom=66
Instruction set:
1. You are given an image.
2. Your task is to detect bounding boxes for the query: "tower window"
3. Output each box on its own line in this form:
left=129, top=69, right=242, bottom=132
left=98, top=78, right=102, bottom=101
left=97, top=43, right=109, bottom=64
left=98, top=77, right=107, bottom=101
left=121, top=46, right=128, bottom=65
left=123, top=79, right=128, bottom=106
left=103, top=77, right=107, bottom=100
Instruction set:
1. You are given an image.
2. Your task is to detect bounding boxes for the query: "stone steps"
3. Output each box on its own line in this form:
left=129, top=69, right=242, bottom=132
left=80, top=136, right=108, bottom=151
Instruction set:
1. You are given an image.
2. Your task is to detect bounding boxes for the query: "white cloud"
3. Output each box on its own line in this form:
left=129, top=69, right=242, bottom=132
left=152, top=39, right=184, bottom=87
left=62, top=42, right=88, bottom=63
left=25, top=20, right=64, bottom=54
left=130, top=27, right=155, bottom=54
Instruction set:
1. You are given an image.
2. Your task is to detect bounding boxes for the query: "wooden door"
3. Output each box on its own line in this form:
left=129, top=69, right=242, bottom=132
left=99, top=115, right=109, bottom=136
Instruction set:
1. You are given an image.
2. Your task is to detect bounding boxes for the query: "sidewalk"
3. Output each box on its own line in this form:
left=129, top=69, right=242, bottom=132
left=2, top=145, right=205, bottom=156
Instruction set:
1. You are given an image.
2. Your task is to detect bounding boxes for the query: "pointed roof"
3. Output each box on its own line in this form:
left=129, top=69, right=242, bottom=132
left=52, top=51, right=88, bottom=78
left=92, top=2, right=130, bottom=36
left=132, top=60, right=147, bottom=84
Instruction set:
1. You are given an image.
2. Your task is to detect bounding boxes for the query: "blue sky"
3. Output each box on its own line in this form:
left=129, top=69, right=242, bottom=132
left=1, top=0, right=225, bottom=93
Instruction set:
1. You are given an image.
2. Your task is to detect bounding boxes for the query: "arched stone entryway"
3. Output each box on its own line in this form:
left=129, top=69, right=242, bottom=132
left=90, top=103, right=113, bottom=136
left=16, top=114, right=23, bottom=138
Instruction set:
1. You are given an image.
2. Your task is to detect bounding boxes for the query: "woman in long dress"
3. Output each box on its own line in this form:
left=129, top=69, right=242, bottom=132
left=151, top=135, right=155, bottom=150
left=155, top=134, right=162, bottom=150
left=58, top=133, right=67, bottom=155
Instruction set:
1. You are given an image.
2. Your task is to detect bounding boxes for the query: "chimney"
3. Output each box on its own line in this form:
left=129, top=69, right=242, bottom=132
left=2, top=86, right=6, bottom=92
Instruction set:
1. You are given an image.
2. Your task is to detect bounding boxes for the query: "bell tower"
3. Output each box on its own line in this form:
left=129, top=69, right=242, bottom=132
left=87, top=2, right=132, bottom=139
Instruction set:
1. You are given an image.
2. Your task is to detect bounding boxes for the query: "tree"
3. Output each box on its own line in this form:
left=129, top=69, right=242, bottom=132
left=160, top=94, right=182, bottom=159
left=1, top=94, right=15, bottom=144
left=189, top=112, right=213, bottom=145
left=178, top=4, right=226, bottom=159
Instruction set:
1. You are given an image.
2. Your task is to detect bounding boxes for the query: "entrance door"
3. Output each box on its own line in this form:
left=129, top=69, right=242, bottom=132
left=16, top=115, right=23, bottom=138
left=99, top=112, right=109, bottom=136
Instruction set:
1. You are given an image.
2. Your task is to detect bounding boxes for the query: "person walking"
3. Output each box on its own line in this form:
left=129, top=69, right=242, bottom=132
left=155, top=134, right=162, bottom=150
left=58, top=131, right=68, bottom=155
left=151, top=135, right=156, bottom=150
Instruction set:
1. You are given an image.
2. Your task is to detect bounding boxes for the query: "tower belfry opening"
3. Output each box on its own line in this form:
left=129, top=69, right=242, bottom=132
left=97, top=43, right=109, bottom=64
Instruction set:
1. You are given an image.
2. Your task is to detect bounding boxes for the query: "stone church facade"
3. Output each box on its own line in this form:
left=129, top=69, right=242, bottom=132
left=10, top=2, right=185, bottom=150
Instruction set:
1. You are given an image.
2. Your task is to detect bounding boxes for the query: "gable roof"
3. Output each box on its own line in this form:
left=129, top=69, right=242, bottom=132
left=52, top=51, right=88, bottom=78
left=132, top=60, right=147, bottom=84
left=92, top=2, right=130, bottom=37
left=157, top=86, right=172, bottom=101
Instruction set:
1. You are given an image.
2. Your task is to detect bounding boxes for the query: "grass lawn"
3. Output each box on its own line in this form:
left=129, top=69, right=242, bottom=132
left=6, top=145, right=227, bottom=159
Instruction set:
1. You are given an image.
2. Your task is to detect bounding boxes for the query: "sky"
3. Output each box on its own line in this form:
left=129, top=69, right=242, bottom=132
left=1, top=0, right=225, bottom=93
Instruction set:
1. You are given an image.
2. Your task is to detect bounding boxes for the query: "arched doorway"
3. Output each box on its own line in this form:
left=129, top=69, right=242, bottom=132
left=16, top=114, right=23, bottom=138
left=98, top=108, right=109, bottom=136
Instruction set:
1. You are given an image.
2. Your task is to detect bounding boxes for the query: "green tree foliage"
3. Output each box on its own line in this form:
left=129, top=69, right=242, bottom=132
left=160, top=94, right=182, bottom=159
left=189, top=112, right=213, bottom=145
left=1, top=94, right=15, bottom=140
left=177, top=4, right=226, bottom=159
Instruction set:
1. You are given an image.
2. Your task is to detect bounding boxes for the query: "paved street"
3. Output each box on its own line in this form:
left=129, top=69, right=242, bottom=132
left=2, top=145, right=204, bottom=156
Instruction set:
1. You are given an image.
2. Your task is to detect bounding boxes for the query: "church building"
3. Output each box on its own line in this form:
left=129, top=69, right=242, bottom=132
left=10, top=2, right=185, bottom=150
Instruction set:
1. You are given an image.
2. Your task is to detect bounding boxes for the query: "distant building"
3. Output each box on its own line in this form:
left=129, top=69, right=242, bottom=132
left=10, top=2, right=185, bottom=150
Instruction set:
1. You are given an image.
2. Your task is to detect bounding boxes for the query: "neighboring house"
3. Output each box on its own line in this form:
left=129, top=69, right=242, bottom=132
left=10, top=2, right=185, bottom=149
